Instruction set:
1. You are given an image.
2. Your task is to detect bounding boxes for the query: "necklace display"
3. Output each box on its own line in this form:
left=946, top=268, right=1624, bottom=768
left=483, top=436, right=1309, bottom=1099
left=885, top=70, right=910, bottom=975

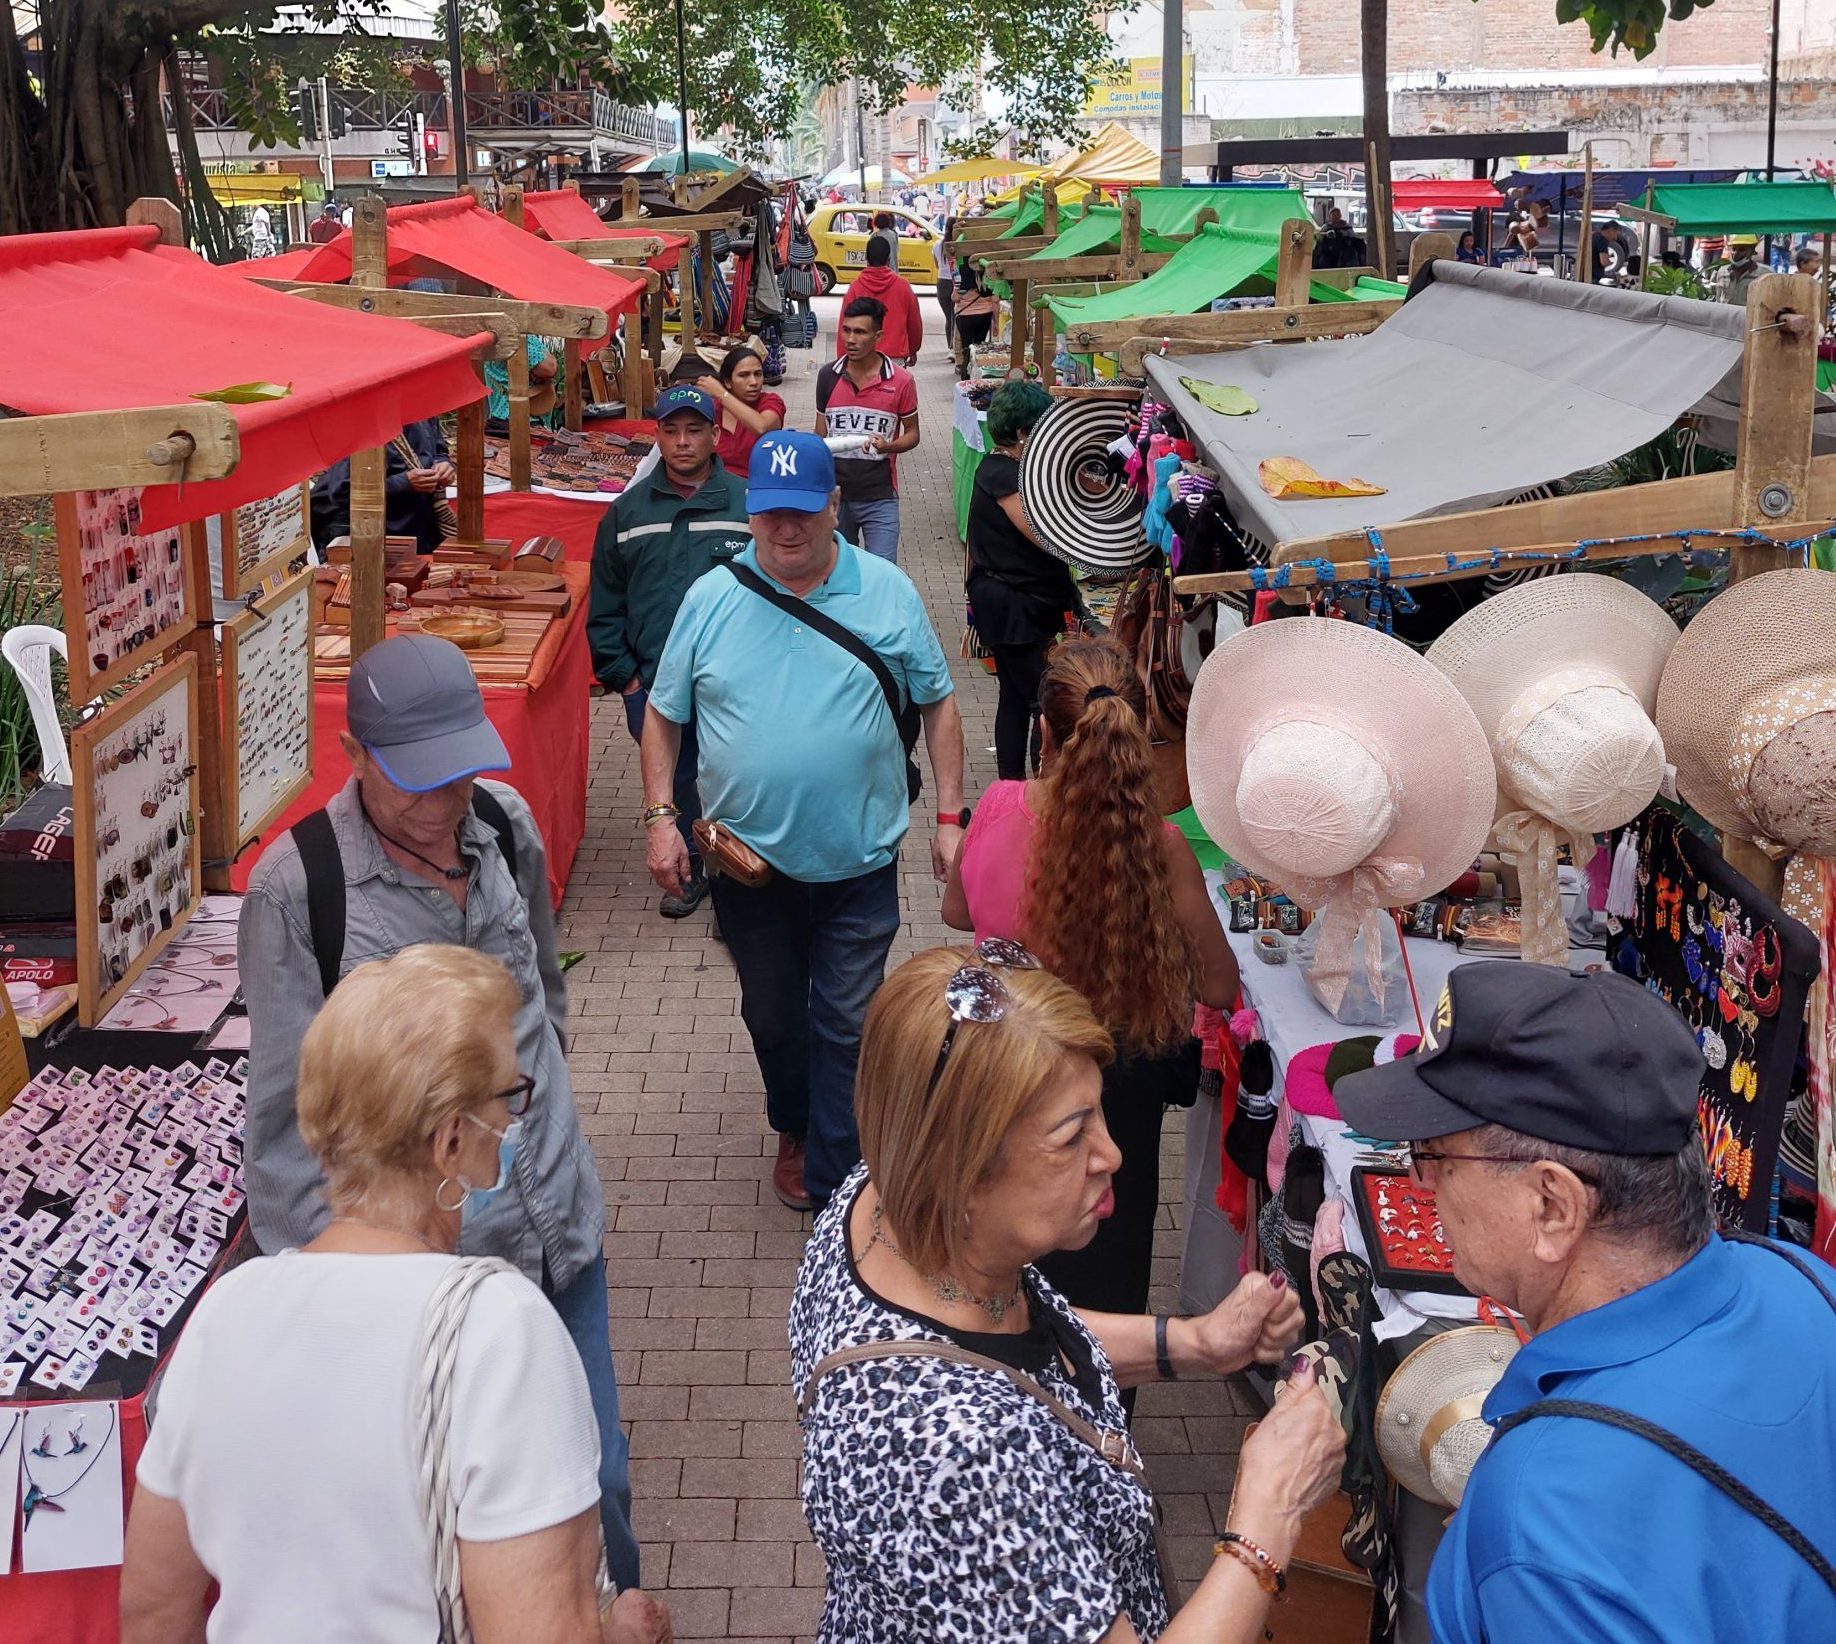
left=331, top=1215, right=443, bottom=1253
left=22, top=1405, right=116, bottom=1530
left=867, top=1204, right=1023, bottom=1326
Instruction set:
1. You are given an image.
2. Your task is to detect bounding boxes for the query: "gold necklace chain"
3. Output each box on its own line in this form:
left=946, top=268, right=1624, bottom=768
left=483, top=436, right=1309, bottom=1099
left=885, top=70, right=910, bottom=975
left=330, top=1216, right=444, bottom=1253
left=869, top=1204, right=1023, bottom=1326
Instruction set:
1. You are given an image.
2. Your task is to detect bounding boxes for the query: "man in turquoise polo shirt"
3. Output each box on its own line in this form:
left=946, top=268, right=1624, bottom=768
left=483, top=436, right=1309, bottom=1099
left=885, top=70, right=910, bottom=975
left=1335, top=964, right=1836, bottom=1643
left=589, top=383, right=750, bottom=918
left=640, top=431, right=965, bottom=1210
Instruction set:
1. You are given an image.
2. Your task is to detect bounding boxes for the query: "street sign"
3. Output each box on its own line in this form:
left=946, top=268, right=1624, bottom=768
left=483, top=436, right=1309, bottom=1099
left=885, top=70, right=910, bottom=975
left=370, top=159, right=414, bottom=178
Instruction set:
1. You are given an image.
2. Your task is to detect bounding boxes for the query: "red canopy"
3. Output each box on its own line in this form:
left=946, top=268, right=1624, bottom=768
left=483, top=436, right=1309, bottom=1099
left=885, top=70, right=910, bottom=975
left=520, top=189, right=689, bottom=273
left=0, top=225, right=487, bottom=530
left=271, top=196, right=644, bottom=334
left=1393, top=180, right=1506, bottom=212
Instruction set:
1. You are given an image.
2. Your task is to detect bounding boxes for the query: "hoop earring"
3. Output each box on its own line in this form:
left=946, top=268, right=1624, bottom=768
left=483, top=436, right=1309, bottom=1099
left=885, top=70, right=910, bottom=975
left=434, top=1176, right=468, bottom=1213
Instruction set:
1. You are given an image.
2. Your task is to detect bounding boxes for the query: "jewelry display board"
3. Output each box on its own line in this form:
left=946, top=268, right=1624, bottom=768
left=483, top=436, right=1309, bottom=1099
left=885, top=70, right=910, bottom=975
left=69, top=655, right=202, bottom=1027
left=218, top=481, right=309, bottom=599
left=221, top=568, right=313, bottom=849
left=54, top=488, right=200, bottom=704
left=1609, top=806, right=1820, bottom=1231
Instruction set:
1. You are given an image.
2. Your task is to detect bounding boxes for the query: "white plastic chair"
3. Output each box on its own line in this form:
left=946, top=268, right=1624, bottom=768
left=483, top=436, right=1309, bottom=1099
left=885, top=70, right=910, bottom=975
left=1, top=624, right=73, bottom=785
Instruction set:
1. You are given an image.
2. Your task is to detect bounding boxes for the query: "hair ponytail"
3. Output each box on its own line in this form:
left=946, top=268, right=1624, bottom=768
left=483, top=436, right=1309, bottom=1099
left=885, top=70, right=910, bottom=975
left=1021, top=639, right=1199, bottom=1056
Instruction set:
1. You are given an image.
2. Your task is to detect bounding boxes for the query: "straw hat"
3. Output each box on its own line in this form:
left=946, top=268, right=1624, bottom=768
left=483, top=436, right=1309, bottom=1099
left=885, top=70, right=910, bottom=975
left=1374, top=1325, right=1522, bottom=1509
left=1656, top=568, right=1836, bottom=859
left=1017, top=398, right=1153, bottom=574
left=1188, top=619, right=1497, bottom=1009
left=1427, top=575, right=1680, bottom=963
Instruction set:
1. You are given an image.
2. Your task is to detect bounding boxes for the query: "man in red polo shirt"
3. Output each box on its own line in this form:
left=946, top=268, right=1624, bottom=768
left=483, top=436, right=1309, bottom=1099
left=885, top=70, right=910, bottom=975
left=814, top=297, right=920, bottom=565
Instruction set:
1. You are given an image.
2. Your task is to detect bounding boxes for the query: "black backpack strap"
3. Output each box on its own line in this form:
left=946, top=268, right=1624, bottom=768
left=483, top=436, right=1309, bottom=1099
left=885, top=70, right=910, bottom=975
left=1491, top=1398, right=1836, bottom=1597
left=724, top=560, right=906, bottom=726
left=469, top=784, right=519, bottom=888
left=290, top=809, right=345, bottom=999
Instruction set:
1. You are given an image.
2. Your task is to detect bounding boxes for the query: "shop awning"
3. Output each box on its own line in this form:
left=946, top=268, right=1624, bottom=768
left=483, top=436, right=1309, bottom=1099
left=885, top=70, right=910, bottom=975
left=1023, top=187, right=1310, bottom=262
left=207, top=173, right=306, bottom=207
left=1000, top=194, right=1089, bottom=239
left=1048, top=225, right=1285, bottom=324
left=1045, top=122, right=1160, bottom=187
left=1392, top=179, right=1505, bottom=212
left=1620, top=180, right=1836, bottom=236
left=1143, top=261, right=1750, bottom=551
left=924, top=157, right=1043, bottom=186
left=519, top=188, right=690, bottom=271
left=1022, top=206, right=1181, bottom=263
left=0, top=224, right=488, bottom=531
left=258, top=196, right=645, bottom=331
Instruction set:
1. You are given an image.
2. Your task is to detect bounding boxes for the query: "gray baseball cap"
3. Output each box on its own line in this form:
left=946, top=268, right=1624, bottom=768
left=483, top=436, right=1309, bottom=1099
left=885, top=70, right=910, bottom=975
left=346, top=634, right=510, bottom=793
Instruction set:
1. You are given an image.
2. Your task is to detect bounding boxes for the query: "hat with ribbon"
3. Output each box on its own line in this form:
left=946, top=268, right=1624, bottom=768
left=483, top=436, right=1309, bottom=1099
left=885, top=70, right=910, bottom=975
left=1187, top=618, right=1497, bottom=1013
left=1656, top=568, right=1836, bottom=861
left=1427, top=575, right=1680, bottom=965
left=1374, top=1324, right=1523, bottom=1508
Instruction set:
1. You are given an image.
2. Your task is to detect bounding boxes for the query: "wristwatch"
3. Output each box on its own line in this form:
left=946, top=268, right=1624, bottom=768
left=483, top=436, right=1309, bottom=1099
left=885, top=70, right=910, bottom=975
left=937, top=807, right=970, bottom=828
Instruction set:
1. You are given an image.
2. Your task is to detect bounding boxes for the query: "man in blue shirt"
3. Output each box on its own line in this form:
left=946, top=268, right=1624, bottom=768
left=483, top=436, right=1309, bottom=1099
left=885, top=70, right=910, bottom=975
left=1335, top=964, right=1836, bottom=1643
left=641, top=431, right=965, bottom=1211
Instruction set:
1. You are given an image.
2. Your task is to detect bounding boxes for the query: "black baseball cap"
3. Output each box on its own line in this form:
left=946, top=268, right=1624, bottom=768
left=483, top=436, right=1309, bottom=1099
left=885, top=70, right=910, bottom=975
left=1333, top=962, right=1704, bottom=1155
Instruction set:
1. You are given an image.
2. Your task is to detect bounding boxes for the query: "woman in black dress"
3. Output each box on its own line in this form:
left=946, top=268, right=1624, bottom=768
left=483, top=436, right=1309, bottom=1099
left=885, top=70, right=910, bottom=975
left=965, top=380, right=1083, bottom=781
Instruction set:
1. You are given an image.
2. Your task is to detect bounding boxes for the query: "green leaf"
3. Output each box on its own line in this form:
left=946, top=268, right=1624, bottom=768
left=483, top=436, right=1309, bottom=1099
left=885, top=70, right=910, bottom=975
left=1179, top=378, right=1258, bottom=417
left=191, top=381, right=293, bottom=403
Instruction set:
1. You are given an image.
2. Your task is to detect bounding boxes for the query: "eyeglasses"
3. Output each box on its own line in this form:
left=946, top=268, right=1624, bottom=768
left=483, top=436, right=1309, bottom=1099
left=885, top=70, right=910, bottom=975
left=925, top=939, right=1041, bottom=1099
left=487, top=1074, right=535, bottom=1117
left=1408, top=1142, right=1596, bottom=1188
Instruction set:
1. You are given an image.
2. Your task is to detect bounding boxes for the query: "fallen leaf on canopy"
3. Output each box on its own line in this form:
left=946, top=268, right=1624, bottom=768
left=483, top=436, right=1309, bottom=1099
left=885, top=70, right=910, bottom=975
left=1179, top=377, right=1258, bottom=416
left=190, top=381, right=292, bottom=404
left=1259, top=457, right=1386, bottom=499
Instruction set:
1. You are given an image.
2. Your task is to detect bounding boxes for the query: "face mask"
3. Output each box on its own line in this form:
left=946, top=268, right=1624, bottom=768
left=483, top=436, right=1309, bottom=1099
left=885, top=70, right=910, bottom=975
left=460, top=1113, right=522, bottom=1218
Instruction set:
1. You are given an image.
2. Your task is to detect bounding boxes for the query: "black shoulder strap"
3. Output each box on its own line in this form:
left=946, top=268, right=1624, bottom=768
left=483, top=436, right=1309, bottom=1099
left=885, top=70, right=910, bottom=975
left=724, top=560, right=904, bottom=723
left=1491, top=1399, right=1836, bottom=1597
left=469, top=784, right=519, bottom=888
left=291, top=809, right=345, bottom=999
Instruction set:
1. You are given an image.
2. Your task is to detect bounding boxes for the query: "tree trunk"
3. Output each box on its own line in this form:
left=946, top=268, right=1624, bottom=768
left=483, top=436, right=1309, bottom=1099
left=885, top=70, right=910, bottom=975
left=165, top=44, right=234, bottom=260
left=1361, top=0, right=1393, bottom=278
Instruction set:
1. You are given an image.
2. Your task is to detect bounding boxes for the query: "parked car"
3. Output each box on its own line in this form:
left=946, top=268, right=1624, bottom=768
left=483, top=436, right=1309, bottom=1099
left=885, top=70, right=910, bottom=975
left=804, top=203, right=939, bottom=294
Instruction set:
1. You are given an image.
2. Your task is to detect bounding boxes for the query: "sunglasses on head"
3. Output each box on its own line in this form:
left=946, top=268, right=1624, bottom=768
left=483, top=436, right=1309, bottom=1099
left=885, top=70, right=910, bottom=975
left=925, top=938, right=1042, bottom=1099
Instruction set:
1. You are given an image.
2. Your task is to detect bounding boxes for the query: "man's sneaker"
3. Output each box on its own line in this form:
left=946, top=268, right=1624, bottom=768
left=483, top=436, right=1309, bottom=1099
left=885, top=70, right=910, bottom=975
left=660, top=868, right=710, bottom=919
left=772, top=1134, right=814, bottom=1212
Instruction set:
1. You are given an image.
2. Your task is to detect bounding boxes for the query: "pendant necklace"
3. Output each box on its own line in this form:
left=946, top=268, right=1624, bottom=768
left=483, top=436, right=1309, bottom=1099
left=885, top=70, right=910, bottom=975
left=330, top=1216, right=442, bottom=1253
left=23, top=1404, right=116, bottom=1530
left=362, top=802, right=467, bottom=882
left=868, top=1204, right=1023, bottom=1326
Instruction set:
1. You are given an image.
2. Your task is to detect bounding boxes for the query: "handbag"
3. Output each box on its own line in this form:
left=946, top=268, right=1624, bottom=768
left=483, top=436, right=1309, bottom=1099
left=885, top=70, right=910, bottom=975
left=691, top=817, right=773, bottom=888
left=412, top=1258, right=615, bottom=1644
left=800, top=1339, right=1184, bottom=1611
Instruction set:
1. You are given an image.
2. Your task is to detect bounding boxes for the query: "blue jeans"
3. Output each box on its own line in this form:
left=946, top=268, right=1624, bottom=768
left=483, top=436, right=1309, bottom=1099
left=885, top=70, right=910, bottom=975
left=709, top=861, right=901, bottom=1207
left=624, top=687, right=701, bottom=868
left=547, top=1255, right=641, bottom=1591
left=838, top=496, right=901, bottom=565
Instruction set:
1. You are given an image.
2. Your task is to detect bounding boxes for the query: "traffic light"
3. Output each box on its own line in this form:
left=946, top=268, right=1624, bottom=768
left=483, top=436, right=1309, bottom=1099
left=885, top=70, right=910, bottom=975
left=296, top=85, right=318, bottom=142
left=326, top=94, right=348, bottom=139
left=395, top=112, right=416, bottom=157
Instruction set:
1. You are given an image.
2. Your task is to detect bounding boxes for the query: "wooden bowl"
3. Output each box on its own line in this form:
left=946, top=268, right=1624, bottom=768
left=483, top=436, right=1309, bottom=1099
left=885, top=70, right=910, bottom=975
left=420, top=607, right=506, bottom=649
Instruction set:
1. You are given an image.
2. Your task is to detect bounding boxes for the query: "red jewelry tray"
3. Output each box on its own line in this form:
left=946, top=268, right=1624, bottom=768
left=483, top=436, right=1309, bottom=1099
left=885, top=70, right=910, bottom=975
left=1348, top=1166, right=1472, bottom=1297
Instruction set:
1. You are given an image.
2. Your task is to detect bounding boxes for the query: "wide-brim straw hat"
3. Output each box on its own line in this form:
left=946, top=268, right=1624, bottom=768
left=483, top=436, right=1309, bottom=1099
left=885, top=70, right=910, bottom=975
left=1187, top=618, right=1497, bottom=905
left=1374, top=1325, right=1522, bottom=1508
left=1427, top=574, right=1679, bottom=836
left=1656, top=568, right=1836, bottom=858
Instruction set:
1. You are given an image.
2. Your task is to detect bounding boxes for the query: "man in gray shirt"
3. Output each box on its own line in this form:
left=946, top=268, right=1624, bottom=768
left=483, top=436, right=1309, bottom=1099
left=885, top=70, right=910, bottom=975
left=238, top=634, right=639, bottom=1590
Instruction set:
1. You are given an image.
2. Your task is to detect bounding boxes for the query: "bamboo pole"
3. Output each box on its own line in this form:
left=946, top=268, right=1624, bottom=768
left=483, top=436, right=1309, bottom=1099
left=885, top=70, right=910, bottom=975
left=563, top=337, right=584, bottom=431
left=348, top=194, right=390, bottom=660
left=1009, top=277, right=1030, bottom=372
left=1578, top=142, right=1595, bottom=284
left=506, top=341, right=533, bottom=491
left=455, top=390, right=485, bottom=542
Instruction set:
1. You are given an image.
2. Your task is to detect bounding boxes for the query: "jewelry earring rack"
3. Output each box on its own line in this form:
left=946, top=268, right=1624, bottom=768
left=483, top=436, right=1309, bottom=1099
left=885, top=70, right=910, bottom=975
left=69, top=653, right=203, bottom=1026
left=219, top=567, right=315, bottom=851
left=215, top=481, right=310, bottom=599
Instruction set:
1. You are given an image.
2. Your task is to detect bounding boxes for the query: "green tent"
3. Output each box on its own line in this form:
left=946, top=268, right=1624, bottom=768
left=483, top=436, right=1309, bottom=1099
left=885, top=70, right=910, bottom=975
left=1001, top=194, right=1087, bottom=238
left=1022, top=206, right=1180, bottom=263
left=1623, top=180, right=1836, bottom=236
left=1021, top=187, right=1309, bottom=264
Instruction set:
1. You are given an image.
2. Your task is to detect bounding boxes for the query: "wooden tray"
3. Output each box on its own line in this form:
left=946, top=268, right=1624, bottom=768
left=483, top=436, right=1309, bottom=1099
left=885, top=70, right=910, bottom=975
left=314, top=607, right=556, bottom=685
left=420, top=608, right=507, bottom=649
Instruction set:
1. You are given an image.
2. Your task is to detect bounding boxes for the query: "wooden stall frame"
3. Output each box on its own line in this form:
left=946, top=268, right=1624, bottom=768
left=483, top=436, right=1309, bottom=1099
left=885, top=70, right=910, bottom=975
left=220, top=566, right=316, bottom=853
left=0, top=406, right=238, bottom=497
left=215, top=480, right=310, bottom=599
left=70, top=651, right=203, bottom=1026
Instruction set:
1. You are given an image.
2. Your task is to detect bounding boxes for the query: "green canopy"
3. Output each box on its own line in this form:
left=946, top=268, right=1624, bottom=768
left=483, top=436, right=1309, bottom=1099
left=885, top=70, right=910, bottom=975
left=1046, top=224, right=1285, bottom=325
left=1001, top=194, right=1087, bottom=238
left=1130, top=186, right=1308, bottom=238
left=1624, top=180, right=1836, bottom=236
left=1312, top=274, right=1410, bottom=303
left=1022, top=206, right=1180, bottom=263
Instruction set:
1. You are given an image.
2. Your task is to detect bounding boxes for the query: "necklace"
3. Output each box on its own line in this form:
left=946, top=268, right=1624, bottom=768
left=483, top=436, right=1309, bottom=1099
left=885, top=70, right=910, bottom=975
left=330, top=1216, right=443, bottom=1253
left=22, top=1405, right=116, bottom=1530
left=868, top=1204, right=1024, bottom=1326
left=362, top=802, right=467, bottom=882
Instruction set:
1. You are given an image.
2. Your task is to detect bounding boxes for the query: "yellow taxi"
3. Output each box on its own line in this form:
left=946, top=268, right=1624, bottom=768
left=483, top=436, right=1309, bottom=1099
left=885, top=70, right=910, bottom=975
left=805, top=203, right=940, bottom=294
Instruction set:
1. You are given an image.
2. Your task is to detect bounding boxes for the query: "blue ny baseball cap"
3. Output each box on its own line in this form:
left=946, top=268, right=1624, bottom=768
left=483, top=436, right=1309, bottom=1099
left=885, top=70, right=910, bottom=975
left=655, top=384, right=718, bottom=423
left=747, top=431, right=836, bottom=514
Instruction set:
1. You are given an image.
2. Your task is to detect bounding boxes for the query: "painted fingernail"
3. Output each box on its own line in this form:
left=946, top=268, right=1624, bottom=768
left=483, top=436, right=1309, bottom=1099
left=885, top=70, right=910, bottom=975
left=1285, top=1351, right=1309, bottom=1379
left=1268, top=1268, right=1288, bottom=1292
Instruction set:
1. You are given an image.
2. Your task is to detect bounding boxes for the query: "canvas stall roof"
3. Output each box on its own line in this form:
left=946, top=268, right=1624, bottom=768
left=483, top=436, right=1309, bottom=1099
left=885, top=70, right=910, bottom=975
left=1023, top=187, right=1309, bottom=262
left=1143, top=260, right=1748, bottom=551
left=520, top=188, right=690, bottom=271
left=0, top=225, right=486, bottom=532
left=1046, top=122, right=1160, bottom=186
left=249, top=196, right=644, bottom=330
left=1624, top=180, right=1836, bottom=236
left=1392, top=179, right=1505, bottom=211
left=1023, top=206, right=1180, bottom=263
left=924, top=157, right=1043, bottom=185
left=1000, top=195, right=1089, bottom=238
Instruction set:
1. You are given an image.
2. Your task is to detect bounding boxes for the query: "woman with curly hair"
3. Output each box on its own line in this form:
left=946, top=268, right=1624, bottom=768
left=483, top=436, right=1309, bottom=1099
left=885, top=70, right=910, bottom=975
left=944, top=637, right=1237, bottom=1316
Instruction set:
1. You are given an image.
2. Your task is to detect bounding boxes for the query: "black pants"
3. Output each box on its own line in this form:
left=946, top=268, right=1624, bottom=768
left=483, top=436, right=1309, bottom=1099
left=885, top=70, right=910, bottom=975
left=936, top=285, right=956, bottom=346
left=984, top=638, right=1052, bottom=781
left=956, top=312, right=994, bottom=352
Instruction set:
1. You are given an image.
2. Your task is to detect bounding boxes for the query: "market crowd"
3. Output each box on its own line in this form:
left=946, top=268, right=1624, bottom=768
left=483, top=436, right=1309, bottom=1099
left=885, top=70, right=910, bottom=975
left=118, top=324, right=1836, bottom=1644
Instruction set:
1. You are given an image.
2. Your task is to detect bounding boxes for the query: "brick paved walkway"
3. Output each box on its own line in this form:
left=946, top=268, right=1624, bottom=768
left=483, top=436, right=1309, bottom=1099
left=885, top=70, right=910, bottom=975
left=561, top=306, right=1249, bottom=1638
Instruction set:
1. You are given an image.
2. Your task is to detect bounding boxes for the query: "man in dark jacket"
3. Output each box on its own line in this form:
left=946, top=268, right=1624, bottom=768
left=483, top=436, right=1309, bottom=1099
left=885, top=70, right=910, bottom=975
left=588, top=383, right=750, bottom=916
left=310, top=418, right=453, bottom=554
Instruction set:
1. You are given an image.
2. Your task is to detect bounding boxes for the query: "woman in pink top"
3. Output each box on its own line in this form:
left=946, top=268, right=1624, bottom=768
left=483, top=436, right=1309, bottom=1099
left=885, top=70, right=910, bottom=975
left=943, top=638, right=1237, bottom=1326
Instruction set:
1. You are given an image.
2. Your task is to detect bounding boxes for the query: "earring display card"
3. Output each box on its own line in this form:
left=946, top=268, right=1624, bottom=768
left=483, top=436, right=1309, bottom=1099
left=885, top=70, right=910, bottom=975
left=219, top=482, right=309, bottom=599
left=221, top=568, right=314, bottom=849
left=70, top=654, right=203, bottom=1027
left=19, top=1401, right=124, bottom=1572
left=0, top=1409, right=21, bottom=1573
left=96, top=894, right=242, bottom=1035
left=55, top=488, right=200, bottom=704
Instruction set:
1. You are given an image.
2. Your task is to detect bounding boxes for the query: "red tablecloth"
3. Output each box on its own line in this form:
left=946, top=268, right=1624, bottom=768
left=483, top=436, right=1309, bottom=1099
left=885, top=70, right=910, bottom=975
left=231, top=563, right=593, bottom=910
left=482, top=488, right=611, bottom=564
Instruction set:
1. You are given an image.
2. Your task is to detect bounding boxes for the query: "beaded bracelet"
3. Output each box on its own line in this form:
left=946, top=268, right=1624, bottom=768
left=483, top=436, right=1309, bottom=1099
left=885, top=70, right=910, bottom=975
left=1214, top=1532, right=1287, bottom=1599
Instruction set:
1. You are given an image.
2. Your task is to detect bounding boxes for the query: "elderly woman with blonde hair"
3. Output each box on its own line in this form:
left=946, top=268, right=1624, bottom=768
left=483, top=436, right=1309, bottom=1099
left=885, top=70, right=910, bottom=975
left=121, top=944, right=669, bottom=1644
left=790, top=945, right=1344, bottom=1643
